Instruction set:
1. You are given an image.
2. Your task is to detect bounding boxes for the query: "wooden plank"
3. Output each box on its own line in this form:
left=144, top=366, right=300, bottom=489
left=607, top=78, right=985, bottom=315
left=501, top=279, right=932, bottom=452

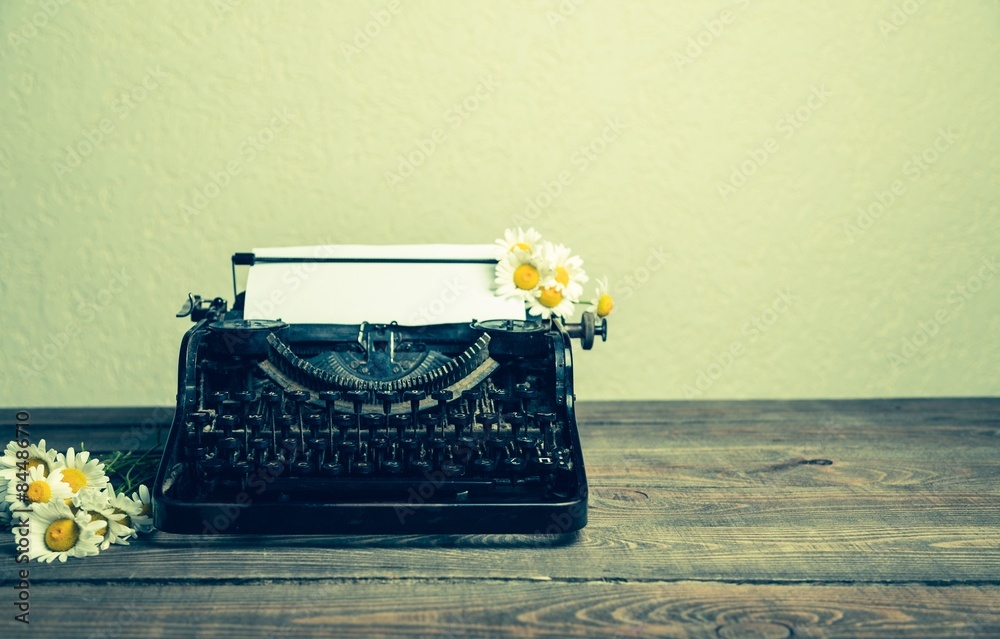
left=8, top=581, right=998, bottom=638
left=1, top=400, right=996, bottom=584
left=7, top=481, right=996, bottom=583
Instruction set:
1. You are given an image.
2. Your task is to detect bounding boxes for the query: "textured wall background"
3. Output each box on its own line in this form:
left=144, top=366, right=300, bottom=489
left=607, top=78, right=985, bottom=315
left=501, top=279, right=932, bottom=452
left=1, top=0, right=997, bottom=407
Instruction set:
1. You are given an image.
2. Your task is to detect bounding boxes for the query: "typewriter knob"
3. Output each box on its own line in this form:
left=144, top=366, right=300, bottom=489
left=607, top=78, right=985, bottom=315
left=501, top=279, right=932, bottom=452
left=563, top=311, right=608, bottom=351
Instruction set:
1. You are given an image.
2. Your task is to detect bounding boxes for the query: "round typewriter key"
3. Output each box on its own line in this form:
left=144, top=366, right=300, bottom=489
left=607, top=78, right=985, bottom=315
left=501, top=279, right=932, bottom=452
left=410, top=458, right=433, bottom=475
left=235, top=390, right=255, bottom=421
left=291, top=460, right=313, bottom=476
left=334, top=414, right=354, bottom=440
left=502, top=456, right=526, bottom=475
left=277, top=414, right=295, bottom=439
left=450, top=412, right=471, bottom=438
left=472, top=457, right=497, bottom=475
left=351, top=459, right=374, bottom=475
left=261, top=460, right=283, bottom=478
left=211, top=391, right=229, bottom=414
left=319, top=390, right=342, bottom=403
left=338, top=440, right=358, bottom=459
left=441, top=461, right=464, bottom=477
left=381, top=459, right=403, bottom=475
left=507, top=411, right=525, bottom=438
left=455, top=436, right=476, bottom=460
left=218, top=413, right=237, bottom=438
left=281, top=438, right=299, bottom=464
left=477, top=412, right=498, bottom=438
left=320, top=461, right=345, bottom=477
left=304, top=413, right=323, bottom=439
left=232, top=460, right=254, bottom=476
left=361, top=412, right=382, bottom=439
left=376, top=390, right=397, bottom=416
left=188, top=411, right=211, bottom=446
left=389, top=413, right=409, bottom=439
left=246, top=414, right=264, bottom=436
left=403, top=389, right=427, bottom=428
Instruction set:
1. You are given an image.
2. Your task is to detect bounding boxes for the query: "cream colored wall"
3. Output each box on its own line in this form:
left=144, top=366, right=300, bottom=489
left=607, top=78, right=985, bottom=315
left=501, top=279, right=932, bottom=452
left=1, top=0, right=997, bottom=407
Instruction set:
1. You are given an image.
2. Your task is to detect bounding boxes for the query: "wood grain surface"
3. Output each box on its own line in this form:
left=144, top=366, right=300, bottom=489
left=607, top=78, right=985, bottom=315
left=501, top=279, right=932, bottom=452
left=2, top=400, right=998, bottom=638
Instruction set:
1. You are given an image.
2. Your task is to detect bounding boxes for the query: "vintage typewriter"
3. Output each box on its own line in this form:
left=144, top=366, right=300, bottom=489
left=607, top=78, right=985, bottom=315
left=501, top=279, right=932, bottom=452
left=153, top=245, right=607, bottom=534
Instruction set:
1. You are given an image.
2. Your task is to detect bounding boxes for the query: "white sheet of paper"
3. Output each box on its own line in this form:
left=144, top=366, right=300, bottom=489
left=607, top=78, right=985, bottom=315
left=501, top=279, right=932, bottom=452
left=242, top=244, right=527, bottom=325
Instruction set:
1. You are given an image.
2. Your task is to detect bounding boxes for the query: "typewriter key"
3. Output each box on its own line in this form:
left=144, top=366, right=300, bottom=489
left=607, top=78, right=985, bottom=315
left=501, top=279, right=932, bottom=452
left=218, top=413, right=237, bottom=439
left=276, top=414, right=294, bottom=441
left=303, top=413, right=323, bottom=440
left=389, top=413, right=409, bottom=439
left=211, top=391, right=229, bottom=417
left=320, top=460, right=345, bottom=477
left=419, top=412, right=437, bottom=439
left=361, top=413, right=382, bottom=443
left=246, top=414, right=264, bottom=437
left=462, top=387, right=482, bottom=416
left=507, top=411, right=525, bottom=438
left=376, top=390, right=397, bottom=416
left=450, top=411, right=471, bottom=439
left=334, top=413, right=353, bottom=441
left=319, top=390, right=341, bottom=439
left=472, top=455, right=497, bottom=475
left=402, top=389, right=425, bottom=428
left=431, top=389, right=453, bottom=433
left=188, top=411, right=211, bottom=446
left=476, top=412, right=498, bottom=439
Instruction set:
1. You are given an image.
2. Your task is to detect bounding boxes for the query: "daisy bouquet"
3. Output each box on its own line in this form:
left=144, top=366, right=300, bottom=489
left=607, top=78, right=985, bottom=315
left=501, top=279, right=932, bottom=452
left=494, top=228, right=614, bottom=321
left=2, top=439, right=155, bottom=562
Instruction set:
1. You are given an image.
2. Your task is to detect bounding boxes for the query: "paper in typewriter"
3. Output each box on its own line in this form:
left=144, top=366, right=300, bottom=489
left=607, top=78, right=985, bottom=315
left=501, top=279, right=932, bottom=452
left=243, top=244, right=527, bottom=325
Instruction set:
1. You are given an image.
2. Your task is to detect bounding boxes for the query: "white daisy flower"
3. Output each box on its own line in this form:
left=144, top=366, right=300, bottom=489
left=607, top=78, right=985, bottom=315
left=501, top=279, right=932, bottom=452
left=544, top=243, right=587, bottom=301
left=105, top=488, right=144, bottom=539
left=0, top=438, right=60, bottom=476
left=52, top=448, right=109, bottom=497
left=22, top=499, right=104, bottom=562
left=527, top=284, right=576, bottom=321
left=493, top=227, right=542, bottom=260
left=494, top=245, right=553, bottom=303
left=128, top=485, right=154, bottom=533
left=587, top=277, right=615, bottom=318
left=73, top=488, right=135, bottom=549
left=4, top=465, right=73, bottom=509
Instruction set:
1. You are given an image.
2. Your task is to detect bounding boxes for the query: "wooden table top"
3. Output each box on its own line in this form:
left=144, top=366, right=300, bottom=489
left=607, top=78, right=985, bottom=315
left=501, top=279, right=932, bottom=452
left=2, top=399, right=998, bottom=638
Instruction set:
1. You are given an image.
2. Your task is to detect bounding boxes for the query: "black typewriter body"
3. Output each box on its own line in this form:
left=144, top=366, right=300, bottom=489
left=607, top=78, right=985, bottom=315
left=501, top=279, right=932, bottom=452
left=154, top=259, right=605, bottom=534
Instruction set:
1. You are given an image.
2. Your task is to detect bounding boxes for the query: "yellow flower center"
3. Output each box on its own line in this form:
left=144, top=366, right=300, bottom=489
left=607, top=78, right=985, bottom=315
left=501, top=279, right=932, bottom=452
left=26, top=480, right=52, bottom=504
left=114, top=509, right=132, bottom=528
left=555, top=267, right=570, bottom=287
left=140, top=503, right=150, bottom=516
left=513, top=264, right=540, bottom=290
left=44, top=518, right=80, bottom=552
left=88, top=511, right=108, bottom=537
left=509, top=242, right=531, bottom=252
left=61, top=468, right=87, bottom=493
left=27, top=458, right=49, bottom=475
left=539, top=287, right=563, bottom=308
left=596, top=294, right=614, bottom=318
